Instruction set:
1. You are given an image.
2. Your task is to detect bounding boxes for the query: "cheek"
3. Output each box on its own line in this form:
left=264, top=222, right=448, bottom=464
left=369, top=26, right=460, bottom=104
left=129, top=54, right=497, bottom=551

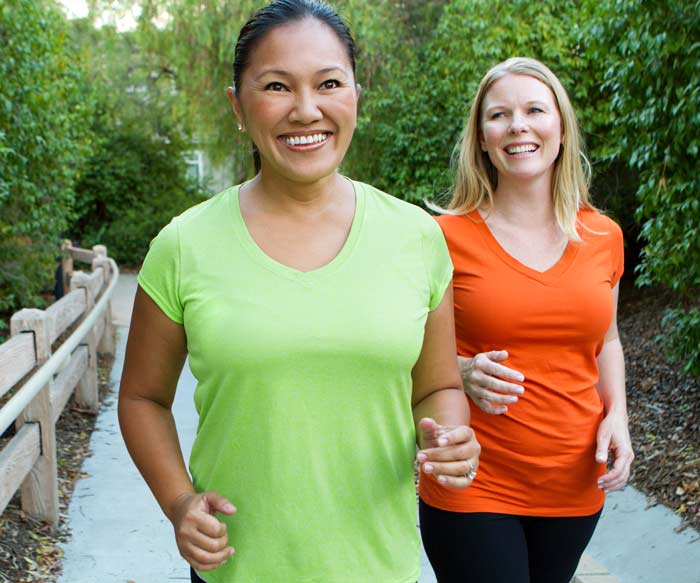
left=543, top=117, right=562, bottom=146
left=243, top=98, right=284, bottom=132
left=332, top=95, right=359, bottom=130
left=481, top=125, right=503, bottom=150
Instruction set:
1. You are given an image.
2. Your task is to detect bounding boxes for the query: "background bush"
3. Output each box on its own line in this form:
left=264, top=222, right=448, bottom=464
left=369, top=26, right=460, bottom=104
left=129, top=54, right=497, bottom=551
left=0, top=0, right=93, bottom=314
left=2, top=0, right=698, bottom=373
left=73, top=128, right=204, bottom=265
left=67, top=19, right=205, bottom=266
left=584, top=0, right=700, bottom=374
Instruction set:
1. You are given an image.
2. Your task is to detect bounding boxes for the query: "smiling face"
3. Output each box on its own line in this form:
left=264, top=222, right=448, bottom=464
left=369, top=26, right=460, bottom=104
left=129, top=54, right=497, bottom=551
left=228, top=17, right=359, bottom=186
left=479, top=73, right=562, bottom=186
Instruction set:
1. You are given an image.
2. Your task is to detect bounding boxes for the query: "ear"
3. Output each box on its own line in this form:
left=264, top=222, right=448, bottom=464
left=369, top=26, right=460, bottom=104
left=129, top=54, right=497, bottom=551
left=478, top=130, right=487, bottom=152
left=356, top=82, right=362, bottom=99
left=226, top=86, right=246, bottom=132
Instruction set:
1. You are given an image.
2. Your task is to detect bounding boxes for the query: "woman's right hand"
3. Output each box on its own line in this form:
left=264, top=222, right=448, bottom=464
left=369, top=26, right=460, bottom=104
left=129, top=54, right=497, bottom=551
left=170, top=491, right=237, bottom=572
left=458, top=351, right=524, bottom=415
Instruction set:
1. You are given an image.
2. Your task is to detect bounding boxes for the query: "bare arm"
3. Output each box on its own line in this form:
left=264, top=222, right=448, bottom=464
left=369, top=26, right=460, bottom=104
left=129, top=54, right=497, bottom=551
left=119, top=287, right=190, bottom=514
left=595, top=283, right=634, bottom=491
left=411, top=285, right=480, bottom=488
left=118, top=287, right=235, bottom=570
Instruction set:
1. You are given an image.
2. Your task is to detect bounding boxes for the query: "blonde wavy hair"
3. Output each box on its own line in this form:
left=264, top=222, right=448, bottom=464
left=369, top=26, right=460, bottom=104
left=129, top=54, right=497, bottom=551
left=442, top=57, right=594, bottom=241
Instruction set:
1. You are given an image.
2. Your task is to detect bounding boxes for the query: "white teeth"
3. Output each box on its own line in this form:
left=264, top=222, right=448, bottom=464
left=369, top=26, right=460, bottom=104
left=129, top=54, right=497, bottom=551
left=285, top=133, right=328, bottom=146
left=507, top=144, right=537, bottom=154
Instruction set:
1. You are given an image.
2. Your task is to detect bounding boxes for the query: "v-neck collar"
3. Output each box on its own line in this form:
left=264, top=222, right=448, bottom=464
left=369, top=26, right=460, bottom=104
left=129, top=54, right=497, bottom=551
left=229, top=179, right=366, bottom=284
left=468, top=209, right=578, bottom=284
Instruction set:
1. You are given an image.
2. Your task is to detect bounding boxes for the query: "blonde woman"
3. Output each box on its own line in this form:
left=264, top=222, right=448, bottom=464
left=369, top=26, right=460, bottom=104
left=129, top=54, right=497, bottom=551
left=419, top=58, right=634, bottom=583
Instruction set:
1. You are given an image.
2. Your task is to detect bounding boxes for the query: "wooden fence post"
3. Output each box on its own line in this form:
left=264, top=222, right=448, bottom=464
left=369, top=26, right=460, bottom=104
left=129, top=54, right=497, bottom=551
left=92, top=251, right=115, bottom=356
left=70, top=272, right=98, bottom=410
left=61, top=240, right=74, bottom=295
left=10, top=309, right=59, bottom=525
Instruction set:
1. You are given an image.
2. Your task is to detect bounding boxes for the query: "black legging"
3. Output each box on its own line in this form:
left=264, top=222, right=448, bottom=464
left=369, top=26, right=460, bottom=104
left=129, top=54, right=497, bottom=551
left=419, top=499, right=602, bottom=583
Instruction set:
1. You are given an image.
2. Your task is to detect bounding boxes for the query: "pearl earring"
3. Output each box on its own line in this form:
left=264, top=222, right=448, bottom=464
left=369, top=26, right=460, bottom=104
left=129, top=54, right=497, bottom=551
left=237, top=123, right=243, bottom=131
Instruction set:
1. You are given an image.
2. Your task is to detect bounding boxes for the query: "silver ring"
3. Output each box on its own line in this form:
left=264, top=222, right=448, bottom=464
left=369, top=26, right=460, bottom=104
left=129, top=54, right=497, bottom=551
left=466, top=460, right=477, bottom=481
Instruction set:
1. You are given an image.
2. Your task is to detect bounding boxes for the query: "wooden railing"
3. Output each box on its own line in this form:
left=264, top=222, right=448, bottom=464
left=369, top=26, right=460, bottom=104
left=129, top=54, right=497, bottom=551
left=0, top=243, right=119, bottom=525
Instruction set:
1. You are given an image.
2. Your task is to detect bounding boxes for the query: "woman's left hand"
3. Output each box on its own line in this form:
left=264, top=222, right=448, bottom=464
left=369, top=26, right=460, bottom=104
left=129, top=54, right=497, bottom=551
left=595, top=410, right=634, bottom=492
left=416, top=417, right=480, bottom=489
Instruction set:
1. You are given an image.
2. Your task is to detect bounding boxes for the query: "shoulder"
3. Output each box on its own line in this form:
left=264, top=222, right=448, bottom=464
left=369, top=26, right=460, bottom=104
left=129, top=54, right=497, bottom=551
left=433, top=211, right=481, bottom=246
left=577, top=209, right=623, bottom=243
left=152, top=187, right=233, bottom=246
left=169, top=187, right=233, bottom=232
left=354, top=180, right=440, bottom=235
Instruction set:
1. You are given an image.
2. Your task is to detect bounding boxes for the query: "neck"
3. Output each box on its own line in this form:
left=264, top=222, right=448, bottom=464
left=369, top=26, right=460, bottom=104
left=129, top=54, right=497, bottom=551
left=247, top=170, right=348, bottom=217
left=490, top=172, right=555, bottom=228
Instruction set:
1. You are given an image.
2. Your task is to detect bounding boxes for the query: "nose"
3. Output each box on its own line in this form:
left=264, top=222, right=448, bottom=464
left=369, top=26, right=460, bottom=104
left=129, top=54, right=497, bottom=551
left=289, top=89, right=322, bottom=124
left=508, top=112, right=527, bottom=134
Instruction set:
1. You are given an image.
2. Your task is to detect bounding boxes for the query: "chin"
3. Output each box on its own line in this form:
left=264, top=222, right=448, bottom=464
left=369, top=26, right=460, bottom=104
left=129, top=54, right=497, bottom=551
left=279, top=160, right=343, bottom=184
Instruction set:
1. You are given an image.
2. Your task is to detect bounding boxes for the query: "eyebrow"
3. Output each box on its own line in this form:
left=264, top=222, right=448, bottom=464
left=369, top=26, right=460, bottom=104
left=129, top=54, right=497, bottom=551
left=483, top=100, right=550, bottom=113
left=254, top=66, right=347, bottom=81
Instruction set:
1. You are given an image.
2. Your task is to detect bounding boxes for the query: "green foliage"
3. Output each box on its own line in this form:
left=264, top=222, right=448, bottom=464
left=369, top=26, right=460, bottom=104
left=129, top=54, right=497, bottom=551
left=69, top=21, right=206, bottom=265
left=660, top=308, right=700, bottom=376
left=0, top=0, right=94, bottom=313
left=349, top=0, right=592, bottom=204
left=137, top=0, right=264, bottom=178
left=585, top=0, right=700, bottom=374
left=74, top=128, right=204, bottom=264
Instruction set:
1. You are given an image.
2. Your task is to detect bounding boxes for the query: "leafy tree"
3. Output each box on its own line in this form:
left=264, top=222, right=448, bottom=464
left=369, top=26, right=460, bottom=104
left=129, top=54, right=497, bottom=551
left=584, top=0, right=700, bottom=375
left=0, top=0, right=94, bottom=315
left=68, top=18, right=205, bottom=265
left=351, top=0, right=593, bottom=203
left=74, top=128, right=204, bottom=264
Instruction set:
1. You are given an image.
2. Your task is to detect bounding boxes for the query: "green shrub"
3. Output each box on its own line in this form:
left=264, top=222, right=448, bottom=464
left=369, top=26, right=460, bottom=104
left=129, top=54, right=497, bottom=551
left=73, top=128, right=205, bottom=265
left=0, top=0, right=93, bottom=313
left=348, top=0, right=598, bottom=204
left=584, top=0, right=700, bottom=375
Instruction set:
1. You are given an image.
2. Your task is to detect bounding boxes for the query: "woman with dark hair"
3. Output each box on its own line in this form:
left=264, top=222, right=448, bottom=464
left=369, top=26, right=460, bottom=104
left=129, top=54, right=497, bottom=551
left=420, top=58, right=633, bottom=583
left=118, top=2, right=479, bottom=582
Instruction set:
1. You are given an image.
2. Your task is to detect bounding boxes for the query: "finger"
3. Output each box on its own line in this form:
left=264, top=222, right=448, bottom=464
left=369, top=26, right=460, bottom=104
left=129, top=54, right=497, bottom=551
left=203, top=492, right=237, bottom=516
left=472, top=384, right=520, bottom=405
left=595, top=433, right=611, bottom=464
left=475, top=397, right=507, bottom=415
left=479, top=352, right=525, bottom=382
left=183, top=544, right=234, bottom=570
left=598, top=450, right=633, bottom=488
left=599, top=467, right=630, bottom=492
left=184, top=557, right=234, bottom=571
left=432, top=472, right=475, bottom=490
left=196, top=513, right=229, bottom=538
left=431, top=424, right=474, bottom=447
left=483, top=350, right=509, bottom=362
left=422, top=459, right=478, bottom=477
left=189, top=528, right=230, bottom=553
left=417, top=417, right=441, bottom=444
left=472, top=369, right=523, bottom=395
left=419, top=441, right=477, bottom=463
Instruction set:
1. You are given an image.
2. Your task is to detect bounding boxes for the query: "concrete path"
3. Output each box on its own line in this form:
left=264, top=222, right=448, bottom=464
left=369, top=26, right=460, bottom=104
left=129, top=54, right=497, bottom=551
left=57, top=273, right=700, bottom=583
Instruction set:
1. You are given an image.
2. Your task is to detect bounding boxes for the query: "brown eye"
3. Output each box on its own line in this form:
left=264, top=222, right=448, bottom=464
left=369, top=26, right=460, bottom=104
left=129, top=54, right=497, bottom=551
left=265, top=82, right=287, bottom=92
left=321, top=79, right=340, bottom=90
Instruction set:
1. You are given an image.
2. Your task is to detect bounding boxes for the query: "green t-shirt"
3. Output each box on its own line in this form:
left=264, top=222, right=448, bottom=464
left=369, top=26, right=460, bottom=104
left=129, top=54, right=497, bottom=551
left=138, top=180, right=452, bottom=583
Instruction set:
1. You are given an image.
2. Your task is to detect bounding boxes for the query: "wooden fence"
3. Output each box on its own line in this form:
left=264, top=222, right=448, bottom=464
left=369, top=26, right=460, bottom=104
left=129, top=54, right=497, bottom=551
left=0, top=242, right=119, bottom=526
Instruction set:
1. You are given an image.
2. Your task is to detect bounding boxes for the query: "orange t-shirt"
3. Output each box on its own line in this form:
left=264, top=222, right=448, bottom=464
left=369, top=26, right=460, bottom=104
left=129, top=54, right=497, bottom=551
left=420, top=209, right=624, bottom=516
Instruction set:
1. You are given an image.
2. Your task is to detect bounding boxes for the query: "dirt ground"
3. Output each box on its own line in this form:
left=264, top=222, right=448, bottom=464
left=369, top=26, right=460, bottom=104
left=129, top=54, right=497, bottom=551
left=0, top=285, right=698, bottom=582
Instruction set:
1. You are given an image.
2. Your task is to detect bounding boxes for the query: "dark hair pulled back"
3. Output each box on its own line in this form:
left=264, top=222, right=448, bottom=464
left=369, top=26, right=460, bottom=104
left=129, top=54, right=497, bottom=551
left=233, top=0, right=357, bottom=173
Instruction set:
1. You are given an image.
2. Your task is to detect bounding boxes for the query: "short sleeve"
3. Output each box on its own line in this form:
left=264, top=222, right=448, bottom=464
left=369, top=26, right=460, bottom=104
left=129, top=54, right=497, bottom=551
left=137, top=220, right=184, bottom=324
left=423, top=218, right=454, bottom=310
left=609, top=220, right=625, bottom=287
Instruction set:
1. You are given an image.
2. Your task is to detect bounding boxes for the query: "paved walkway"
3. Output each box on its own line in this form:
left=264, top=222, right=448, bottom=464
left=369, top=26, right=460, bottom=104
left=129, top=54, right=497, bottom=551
left=57, top=273, right=700, bottom=582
